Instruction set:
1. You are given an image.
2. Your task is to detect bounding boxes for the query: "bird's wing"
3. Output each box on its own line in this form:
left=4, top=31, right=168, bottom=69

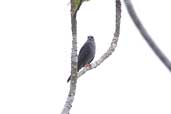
left=78, top=42, right=92, bottom=70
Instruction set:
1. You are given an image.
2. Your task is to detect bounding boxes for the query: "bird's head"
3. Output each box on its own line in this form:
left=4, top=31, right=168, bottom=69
left=87, top=35, right=94, bottom=41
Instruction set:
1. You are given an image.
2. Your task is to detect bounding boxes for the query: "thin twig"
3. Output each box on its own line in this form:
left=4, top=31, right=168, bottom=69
left=124, top=0, right=171, bottom=71
left=78, top=0, right=121, bottom=79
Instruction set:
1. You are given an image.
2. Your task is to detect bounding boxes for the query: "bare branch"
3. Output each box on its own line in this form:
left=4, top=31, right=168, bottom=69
left=61, top=0, right=92, bottom=114
left=124, top=0, right=171, bottom=72
left=61, top=0, right=80, bottom=113
left=78, top=0, right=121, bottom=79
left=61, top=0, right=121, bottom=113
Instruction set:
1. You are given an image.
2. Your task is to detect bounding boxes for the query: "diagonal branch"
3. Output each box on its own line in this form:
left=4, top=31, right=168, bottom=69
left=78, top=0, right=121, bottom=79
left=61, top=0, right=121, bottom=114
left=124, top=0, right=171, bottom=71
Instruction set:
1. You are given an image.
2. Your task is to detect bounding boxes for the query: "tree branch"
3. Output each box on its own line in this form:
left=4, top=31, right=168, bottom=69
left=78, top=0, right=121, bottom=79
left=61, top=0, right=121, bottom=113
left=61, top=0, right=88, bottom=114
left=61, top=1, right=78, bottom=114
left=124, top=0, right=171, bottom=71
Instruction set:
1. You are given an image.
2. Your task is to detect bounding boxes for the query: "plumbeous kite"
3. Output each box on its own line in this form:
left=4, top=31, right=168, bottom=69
left=67, top=36, right=96, bottom=82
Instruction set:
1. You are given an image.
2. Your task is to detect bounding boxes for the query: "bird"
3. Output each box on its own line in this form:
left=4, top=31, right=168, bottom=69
left=67, top=35, right=96, bottom=82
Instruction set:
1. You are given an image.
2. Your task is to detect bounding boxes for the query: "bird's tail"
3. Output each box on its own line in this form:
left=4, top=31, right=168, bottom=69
left=67, top=75, right=71, bottom=83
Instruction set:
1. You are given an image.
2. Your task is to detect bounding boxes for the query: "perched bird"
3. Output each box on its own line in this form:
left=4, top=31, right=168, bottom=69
left=67, top=36, right=96, bottom=82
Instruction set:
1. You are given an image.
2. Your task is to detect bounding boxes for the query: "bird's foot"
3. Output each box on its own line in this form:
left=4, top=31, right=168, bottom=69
left=84, top=64, right=91, bottom=68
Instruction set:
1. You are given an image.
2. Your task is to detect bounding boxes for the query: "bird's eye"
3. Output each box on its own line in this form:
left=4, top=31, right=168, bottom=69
left=88, top=36, right=94, bottom=40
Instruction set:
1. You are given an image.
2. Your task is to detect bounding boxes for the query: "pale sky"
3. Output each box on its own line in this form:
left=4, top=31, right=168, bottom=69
left=0, top=0, right=171, bottom=114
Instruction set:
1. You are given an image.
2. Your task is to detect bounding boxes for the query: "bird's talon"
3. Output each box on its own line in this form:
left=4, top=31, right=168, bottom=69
left=84, top=64, right=91, bottom=68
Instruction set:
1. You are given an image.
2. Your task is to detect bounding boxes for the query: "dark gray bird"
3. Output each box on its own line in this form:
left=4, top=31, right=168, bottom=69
left=67, top=36, right=96, bottom=82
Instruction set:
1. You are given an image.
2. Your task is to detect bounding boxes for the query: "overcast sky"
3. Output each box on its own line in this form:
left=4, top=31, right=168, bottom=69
left=0, top=0, right=171, bottom=114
